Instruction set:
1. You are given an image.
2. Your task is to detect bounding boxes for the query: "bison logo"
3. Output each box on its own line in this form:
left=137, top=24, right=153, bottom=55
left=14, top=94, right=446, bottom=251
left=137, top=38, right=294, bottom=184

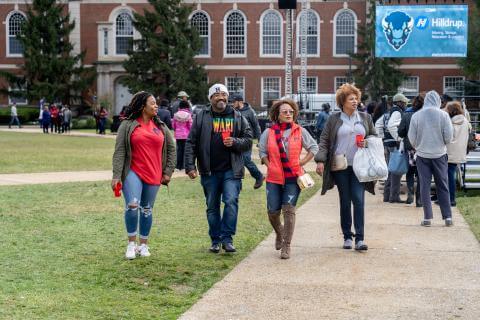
left=382, top=11, right=414, bottom=51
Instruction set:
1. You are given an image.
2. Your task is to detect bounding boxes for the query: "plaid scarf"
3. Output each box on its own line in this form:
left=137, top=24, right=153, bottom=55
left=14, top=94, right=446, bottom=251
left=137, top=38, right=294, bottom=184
left=272, top=122, right=297, bottom=179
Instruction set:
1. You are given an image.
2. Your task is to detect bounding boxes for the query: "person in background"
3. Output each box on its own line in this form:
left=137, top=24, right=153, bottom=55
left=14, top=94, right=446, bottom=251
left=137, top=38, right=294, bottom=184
left=398, top=94, right=424, bottom=207
left=99, top=106, right=109, bottom=134
left=315, top=103, right=331, bottom=143
left=232, top=94, right=264, bottom=189
left=408, top=90, right=453, bottom=227
left=173, top=100, right=192, bottom=170
left=445, top=101, right=469, bottom=207
left=258, top=98, right=318, bottom=259
left=171, top=91, right=192, bottom=117
left=8, top=103, right=21, bottom=129
left=58, top=105, right=64, bottom=134
left=41, top=106, right=51, bottom=134
left=63, top=105, right=72, bottom=133
left=50, top=104, right=58, bottom=133
left=157, top=99, right=172, bottom=130
left=112, top=91, right=176, bottom=259
left=315, top=84, right=376, bottom=251
left=366, top=102, right=376, bottom=115
left=184, top=83, right=252, bottom=254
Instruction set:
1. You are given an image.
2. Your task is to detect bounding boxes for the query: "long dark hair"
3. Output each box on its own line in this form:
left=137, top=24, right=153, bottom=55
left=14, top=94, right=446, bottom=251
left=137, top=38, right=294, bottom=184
left=124, top=91, right=163, bottom=127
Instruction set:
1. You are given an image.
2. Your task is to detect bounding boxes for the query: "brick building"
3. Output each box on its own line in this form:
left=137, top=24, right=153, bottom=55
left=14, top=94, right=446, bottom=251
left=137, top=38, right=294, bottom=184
left=0, top=0, right=475, bottom=114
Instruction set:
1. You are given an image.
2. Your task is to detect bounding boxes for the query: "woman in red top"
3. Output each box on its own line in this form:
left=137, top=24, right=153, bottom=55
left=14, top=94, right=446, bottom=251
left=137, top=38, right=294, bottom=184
left=112, top=91, right=176, bottom=259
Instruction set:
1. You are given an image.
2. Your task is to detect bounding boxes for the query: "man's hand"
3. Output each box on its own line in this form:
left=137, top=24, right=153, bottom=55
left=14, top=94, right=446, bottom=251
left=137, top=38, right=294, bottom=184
left=161, top=175, right=171, bottom=185
left=111, top=179, right=121, bottom=190
left=187, top=170, right=198, bottom=179
left=316, top=163, right=324, bottom=176
left=223, top=137, right=234, bottom=147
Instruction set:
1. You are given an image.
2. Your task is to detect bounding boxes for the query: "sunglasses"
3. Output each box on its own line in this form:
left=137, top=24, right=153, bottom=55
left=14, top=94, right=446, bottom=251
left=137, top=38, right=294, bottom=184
left=280, top=110, right=294, bottom=115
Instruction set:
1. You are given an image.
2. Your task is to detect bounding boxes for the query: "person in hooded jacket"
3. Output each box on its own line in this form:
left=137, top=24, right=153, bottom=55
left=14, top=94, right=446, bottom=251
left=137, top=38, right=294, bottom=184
left=173, top=100, right=193, bottom=170
left=445, top=101, right=469, bottom=207
left=408, top=90, right=453, bottom=227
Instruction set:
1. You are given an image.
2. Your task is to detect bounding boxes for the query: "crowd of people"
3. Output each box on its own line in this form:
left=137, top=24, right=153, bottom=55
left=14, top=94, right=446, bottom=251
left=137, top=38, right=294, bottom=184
left=111, top=82, right=473, bottom=260
left=40, top=104, right=72, bottom=134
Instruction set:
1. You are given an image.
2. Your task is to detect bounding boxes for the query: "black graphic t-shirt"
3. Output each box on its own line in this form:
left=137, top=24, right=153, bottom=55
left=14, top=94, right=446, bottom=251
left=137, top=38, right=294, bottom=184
left=210, top=106, right=234, bottom=172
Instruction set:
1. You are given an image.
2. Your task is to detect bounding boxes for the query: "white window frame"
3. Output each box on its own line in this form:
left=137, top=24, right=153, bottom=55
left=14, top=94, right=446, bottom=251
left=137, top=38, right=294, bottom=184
left=114, top=11, right=134, bottom=56
left=333, top=9, right=357, bottom=57
left=334, top=77, right=349, bottom=90
left=443, top=76, right=465, bottom=97
left=8, top=83, right=28, bottom=105
left=259, top=9, right=283, bottom=58
left=6, top=11, right=26, bottom=58
left=225, top=76, right=246, bottom=100
left=296, top=9, right=320, bottom=57
left=223, top=10, right=247, bottom=58
left=297, top=76, right=318, bottom=94
left=261, top=77, right=282, bottom=107
left=190, top=10, right=211, bottom=58
left=398, top=76, right=419, bottom=97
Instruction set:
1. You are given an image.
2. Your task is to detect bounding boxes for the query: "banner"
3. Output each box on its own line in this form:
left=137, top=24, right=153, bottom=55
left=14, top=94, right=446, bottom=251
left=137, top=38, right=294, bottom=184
left=376, top=5, right=468, bottom=57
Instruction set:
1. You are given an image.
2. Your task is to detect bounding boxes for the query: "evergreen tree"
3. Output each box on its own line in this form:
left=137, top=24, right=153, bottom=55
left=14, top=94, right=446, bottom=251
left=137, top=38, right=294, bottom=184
left=458, top=1, right=480, bottom=79
left=0, top=0, right=95, bottom=105
left=122, top=0, right=208, bottom=103
left=351, top=0, right=406, bottom=101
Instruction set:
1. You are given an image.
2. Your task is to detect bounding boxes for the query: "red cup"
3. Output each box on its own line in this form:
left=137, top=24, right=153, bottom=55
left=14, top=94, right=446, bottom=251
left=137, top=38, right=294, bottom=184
left=221, top=131, right=231, bottom=141
left=114, top=182, right=122, bottom=197
left=355, top=134, right=364, bottom=146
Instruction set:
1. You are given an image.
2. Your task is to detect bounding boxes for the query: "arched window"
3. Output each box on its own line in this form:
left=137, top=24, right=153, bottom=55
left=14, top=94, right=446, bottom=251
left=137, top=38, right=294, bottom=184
left=261, top=10, right=282, bottom=56
left=334, top=10, right=356, bottom=55
left=7, top=12, right=26, bottom=56
left=225, top=11, right=246, bottom=56
left=115, top=12, right=133, bottom=55
left=190, top=11, right=210, bottom=56
left=297, top=10, right=319, bottom=56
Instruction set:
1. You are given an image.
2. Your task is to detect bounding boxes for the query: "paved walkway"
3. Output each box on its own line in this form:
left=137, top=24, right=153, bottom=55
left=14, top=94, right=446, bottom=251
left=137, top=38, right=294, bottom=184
left=180, top=189, right=480, bottom=319
left=0, top=127, right=116, bottom=139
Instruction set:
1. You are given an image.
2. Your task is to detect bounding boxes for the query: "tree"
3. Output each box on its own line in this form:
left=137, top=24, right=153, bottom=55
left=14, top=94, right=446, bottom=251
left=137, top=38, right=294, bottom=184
left=458, top=1, right=480, bottom=79
left=122, top=0, right=208, bottom=103
left=351, top=0, right=406, bottom=101
left=0, top=0, right=96, bottom=105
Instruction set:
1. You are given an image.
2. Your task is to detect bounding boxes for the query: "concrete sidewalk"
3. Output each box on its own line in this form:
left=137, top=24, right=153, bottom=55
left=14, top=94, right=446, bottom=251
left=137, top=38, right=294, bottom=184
left=0, top=127, right=116, bottom=139
left=180, top=189, right=480, bottom=319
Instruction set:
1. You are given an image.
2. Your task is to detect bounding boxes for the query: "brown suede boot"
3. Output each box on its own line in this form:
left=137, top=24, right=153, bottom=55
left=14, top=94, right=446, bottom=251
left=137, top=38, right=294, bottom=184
left=268, top=211, right=283, bottom=250
left=281, top=204, right=296, bottom=259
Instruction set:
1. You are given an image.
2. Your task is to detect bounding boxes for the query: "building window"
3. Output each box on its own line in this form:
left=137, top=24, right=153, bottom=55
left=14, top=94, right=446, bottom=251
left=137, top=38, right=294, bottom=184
left=334, top=10, right=356, bottom=55
left=226, top=77, right=245, bottom=100
left=7, top=12, right=26, bottom=56
left=443, top=76, right=465, bottom=97
left=398, top=76, right=419, bottom=98
left=225, top=11, right=246, bottom=56
left=261, top=10, right=282, bottom=56
left=116, top=12, right=133, bottom=55
left=262, top=77, right=281, bottom=107
left=190, top=11, right=210, bottom=56
left=335, top=77, right=349, bottom=90
left=297, top=77, right=318, bottom=94
left=8, top=81, right=27, bottom=105
left=103, top=29, right=109, bottom=55
left=297, top=10, right=319, bottom=56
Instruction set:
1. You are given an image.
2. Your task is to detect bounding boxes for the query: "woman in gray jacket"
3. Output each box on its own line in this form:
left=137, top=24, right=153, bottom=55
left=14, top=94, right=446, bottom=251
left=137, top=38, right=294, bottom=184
left=315, top=84, right=376, bottom=251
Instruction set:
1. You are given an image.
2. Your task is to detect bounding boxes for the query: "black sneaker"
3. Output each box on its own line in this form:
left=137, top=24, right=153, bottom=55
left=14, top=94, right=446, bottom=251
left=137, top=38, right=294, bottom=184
left=222, top=243, right=237, bottom=253
left=209, top=243, right=220, bottom=253
left=354, top=241, right=368, bottom=251
left=253, top=176, right=265, bottom=189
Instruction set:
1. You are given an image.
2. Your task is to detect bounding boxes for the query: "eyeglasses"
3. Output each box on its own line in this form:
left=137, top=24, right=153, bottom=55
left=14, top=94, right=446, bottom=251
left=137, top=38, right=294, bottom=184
left=280, top=110, right=294, bottom=115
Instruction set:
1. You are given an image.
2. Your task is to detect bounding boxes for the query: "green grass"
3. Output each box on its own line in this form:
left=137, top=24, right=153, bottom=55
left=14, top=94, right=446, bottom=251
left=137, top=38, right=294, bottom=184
left=0, top=175, right=321, bottom=319
left=0, top=132, right=115, bottom=173
left=457, top=190, right=480, bottom=241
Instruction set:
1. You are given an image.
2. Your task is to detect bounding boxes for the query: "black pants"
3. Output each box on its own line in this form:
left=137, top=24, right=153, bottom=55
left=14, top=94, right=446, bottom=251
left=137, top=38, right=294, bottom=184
left=176, top=139, right=186, bottom=170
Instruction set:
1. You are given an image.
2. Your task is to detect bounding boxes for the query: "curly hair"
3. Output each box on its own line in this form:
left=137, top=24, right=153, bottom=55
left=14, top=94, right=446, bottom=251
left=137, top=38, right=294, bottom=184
left=445, top=101, right=464, bottom=118
left=269, top=98, right=299, bottom=123
left=124, top=91, right=163, bottom=127
left=335, top=83, right=361, bottom=111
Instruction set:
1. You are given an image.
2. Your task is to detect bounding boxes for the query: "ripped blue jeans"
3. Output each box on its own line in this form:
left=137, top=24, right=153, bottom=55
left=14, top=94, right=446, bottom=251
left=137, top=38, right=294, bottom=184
left=266, top=182, right=301, bottom=213
left=123, top=170, right=160, bottom=240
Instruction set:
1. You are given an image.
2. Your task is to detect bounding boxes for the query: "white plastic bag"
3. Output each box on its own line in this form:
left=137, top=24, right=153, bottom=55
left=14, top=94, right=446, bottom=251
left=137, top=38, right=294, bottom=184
left=353, top=137, right=388, bottom=182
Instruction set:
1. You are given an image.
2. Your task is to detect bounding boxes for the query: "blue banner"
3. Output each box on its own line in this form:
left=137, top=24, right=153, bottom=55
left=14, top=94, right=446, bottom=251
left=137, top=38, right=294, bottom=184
left=375, top=5, right=468, bottom=57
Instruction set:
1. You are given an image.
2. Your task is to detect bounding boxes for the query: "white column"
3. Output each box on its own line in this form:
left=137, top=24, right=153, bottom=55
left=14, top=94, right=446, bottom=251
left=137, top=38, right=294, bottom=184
left=68, top=1, right=81, bottom=55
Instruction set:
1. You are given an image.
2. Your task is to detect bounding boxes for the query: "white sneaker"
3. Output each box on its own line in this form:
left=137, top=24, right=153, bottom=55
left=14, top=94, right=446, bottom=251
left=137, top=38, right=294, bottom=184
left=125, top=241, right=137, bottom=260
left=138, top=244, right=151, bottom=257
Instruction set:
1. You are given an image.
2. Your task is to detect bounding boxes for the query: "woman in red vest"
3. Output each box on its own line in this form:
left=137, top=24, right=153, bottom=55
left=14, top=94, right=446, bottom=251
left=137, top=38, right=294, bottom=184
left=258, top=99, right=318, bottom=259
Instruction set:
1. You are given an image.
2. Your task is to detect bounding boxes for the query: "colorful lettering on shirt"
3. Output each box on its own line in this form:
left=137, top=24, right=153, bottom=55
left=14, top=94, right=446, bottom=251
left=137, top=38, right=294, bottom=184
left=212, top=117, right=234, bottom=133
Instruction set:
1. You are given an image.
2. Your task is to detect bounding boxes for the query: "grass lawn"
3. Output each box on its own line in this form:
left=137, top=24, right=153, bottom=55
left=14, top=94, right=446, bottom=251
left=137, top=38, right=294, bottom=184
left=457, top=190, right=480, bottom=241
left=0, top=175, right=321, bottom=319
left=0, top=132, right=114, bottom=174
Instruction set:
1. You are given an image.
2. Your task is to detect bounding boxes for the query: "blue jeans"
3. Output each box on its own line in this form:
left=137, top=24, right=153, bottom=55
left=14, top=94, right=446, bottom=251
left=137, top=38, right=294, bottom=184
left=243, top=149, right=263, bottom=180
left=9, top=116, right=20, bottom=127
left=447, top=163, right=457, bottom=205
left=123, top=170, right=160, bottom=239
left=333, top=166, right=365, bottom=242
left=266, top=182, right=301, bottom=213
left=200, top=170, right=242, bottom=245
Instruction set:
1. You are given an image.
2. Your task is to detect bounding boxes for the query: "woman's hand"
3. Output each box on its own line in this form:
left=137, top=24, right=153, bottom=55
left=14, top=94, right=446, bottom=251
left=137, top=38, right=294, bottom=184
left=357, top=140, right=368, bottom=148
left=111, top=179, right=121, bottom=190
left=315, top=163, right=324, bottom=176
left=161, top=175, right=171, bottom=185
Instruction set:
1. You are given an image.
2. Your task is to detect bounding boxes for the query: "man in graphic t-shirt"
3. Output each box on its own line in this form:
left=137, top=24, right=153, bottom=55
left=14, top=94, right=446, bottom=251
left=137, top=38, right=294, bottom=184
left=184, top=84, right=252, bottom=254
